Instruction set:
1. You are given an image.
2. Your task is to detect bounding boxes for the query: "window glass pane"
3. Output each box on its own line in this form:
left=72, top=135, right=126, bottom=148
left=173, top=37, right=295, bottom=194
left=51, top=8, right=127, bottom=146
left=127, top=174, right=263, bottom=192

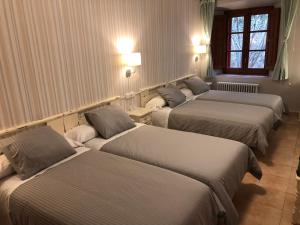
left=248, top=51, right=266, bottom=68
left=231, top=16, right=244, bottom=32
left=250, top=32, right=267, bottom=50
left=231, top=34, right=243, bottom=50
left=251, top=14, right=269, bottom=31
left=230, top=52, right=242, bottom=68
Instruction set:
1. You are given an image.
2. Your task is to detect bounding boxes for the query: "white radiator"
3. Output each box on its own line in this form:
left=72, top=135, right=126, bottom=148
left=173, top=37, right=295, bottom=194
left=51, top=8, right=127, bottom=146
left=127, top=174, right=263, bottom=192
left=216, top=82, right=259, bottom=93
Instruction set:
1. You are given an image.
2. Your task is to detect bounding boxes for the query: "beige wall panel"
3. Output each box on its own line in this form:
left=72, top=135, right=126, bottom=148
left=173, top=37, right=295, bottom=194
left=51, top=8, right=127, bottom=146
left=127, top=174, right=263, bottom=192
left=0, top=0, right=202, bottom=130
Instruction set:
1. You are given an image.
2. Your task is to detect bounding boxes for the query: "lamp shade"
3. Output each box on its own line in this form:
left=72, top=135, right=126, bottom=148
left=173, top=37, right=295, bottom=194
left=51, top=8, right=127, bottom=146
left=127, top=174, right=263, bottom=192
left=126, top=52, right=141, bottom=66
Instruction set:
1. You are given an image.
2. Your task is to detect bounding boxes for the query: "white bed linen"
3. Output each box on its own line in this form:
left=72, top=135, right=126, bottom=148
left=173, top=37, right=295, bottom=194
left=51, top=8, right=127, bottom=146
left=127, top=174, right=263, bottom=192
left=151, top=107, right=172, bottom=128
left=0, top=146, right=90, bottom=225
left=85, top=123, right=145, bottom=151
left=151, top=93, right=199, bottom=128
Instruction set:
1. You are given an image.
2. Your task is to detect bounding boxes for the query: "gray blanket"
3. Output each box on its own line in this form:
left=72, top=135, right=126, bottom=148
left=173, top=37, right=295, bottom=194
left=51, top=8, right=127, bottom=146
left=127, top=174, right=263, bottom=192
left=196, top=90, right=284, bottom=121
left=168, top=100, right=274, bottom=154
left=101, top=126, right=262, bottom=225
left=9, top=150, right=223, bottom=225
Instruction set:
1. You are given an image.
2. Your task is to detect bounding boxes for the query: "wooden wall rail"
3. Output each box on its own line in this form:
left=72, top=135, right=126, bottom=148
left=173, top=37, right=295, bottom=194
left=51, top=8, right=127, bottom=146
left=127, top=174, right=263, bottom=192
left=0, top=96, right=120, bottom=138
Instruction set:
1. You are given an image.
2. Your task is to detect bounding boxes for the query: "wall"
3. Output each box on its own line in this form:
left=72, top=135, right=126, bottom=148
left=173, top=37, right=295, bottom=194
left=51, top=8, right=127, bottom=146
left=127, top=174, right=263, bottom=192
left=212, top=4, right=300, bottom=113
left=0, top=0, right=203, bottom=130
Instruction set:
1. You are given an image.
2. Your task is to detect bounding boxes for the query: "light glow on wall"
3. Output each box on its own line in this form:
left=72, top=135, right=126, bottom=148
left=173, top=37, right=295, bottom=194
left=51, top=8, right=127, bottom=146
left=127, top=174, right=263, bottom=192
left=194, top=45, right=207, bottom=54
left=117, top=37, right=134, bottom=54
left=192, top=35, right=201, bottom=46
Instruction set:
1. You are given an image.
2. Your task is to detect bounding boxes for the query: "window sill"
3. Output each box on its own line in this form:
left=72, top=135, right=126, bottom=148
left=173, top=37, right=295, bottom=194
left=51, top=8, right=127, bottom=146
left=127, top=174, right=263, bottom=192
left=216, top=74, right=271, bottom=79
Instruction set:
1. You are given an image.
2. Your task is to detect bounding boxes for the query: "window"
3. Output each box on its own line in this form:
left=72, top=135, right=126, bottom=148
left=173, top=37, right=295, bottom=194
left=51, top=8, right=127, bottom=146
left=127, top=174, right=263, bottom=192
left=248, top=14, right=268, bottom=69
left=229, top=16, right=244, bottom=68
left=223, top=7, right=280, bottom=75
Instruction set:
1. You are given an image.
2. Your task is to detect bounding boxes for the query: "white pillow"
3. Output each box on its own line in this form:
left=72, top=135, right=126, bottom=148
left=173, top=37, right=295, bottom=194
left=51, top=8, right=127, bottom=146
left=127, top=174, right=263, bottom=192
left=65, top=125, right=97, bottom=143
left=64, top=137, right=84, bottom=148
left=180, top=88, right=194, bottom=98
left=145, top=96, right=166, bottom=109
left=0, top=154, right=15, bottom=179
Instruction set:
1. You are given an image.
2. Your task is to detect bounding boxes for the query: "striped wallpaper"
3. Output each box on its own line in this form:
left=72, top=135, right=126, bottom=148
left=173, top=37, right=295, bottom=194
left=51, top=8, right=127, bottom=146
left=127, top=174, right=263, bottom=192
left=0, top=0, right=204, bottom=130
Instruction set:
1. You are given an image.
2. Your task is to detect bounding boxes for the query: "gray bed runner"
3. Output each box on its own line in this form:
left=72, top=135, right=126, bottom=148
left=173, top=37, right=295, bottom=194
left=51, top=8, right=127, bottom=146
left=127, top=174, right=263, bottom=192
left=196, top=90, right=284, bottom=121
left=101, top=126, right=262, bottom=225
left=168, top=100, right=274, bottom=154
left=9, top=150, right=223, bottom=225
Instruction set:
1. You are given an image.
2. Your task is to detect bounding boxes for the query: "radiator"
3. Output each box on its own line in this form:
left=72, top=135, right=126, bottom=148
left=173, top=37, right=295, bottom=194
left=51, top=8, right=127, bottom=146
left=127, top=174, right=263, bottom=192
left=216, top=82, right=259, bottom=93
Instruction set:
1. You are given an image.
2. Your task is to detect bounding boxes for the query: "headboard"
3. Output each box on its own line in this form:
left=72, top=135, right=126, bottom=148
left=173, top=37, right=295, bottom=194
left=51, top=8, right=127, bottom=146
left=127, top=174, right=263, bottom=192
left=140, top=74, right=197, bottom=107
left=46, top=96, right=121, bottom=133
left=0, top=96, right=120, bottom=147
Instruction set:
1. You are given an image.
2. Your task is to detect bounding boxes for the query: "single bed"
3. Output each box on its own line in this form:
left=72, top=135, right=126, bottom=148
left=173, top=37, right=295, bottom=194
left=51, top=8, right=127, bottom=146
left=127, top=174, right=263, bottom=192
left=151, top=99, right=274, bottom=154
left=84, top=124, right=262, bottom=225
left=195, top=90, right=284, bottom=122
left=0, top=147, right=225, bottom=225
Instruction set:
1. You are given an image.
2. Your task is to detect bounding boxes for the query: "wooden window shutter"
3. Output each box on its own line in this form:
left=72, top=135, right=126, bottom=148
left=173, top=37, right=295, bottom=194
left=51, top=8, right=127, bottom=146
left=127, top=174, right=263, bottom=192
left=211, top=15, right=227, bottom=70
left=266, top=8, right=281, bottom=70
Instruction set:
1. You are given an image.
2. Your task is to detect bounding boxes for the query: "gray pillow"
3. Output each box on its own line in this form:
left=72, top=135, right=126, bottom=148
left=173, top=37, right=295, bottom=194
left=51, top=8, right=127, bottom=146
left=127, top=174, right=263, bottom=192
left=2, top=126, right=76, bottom=180
left=183, top=77, right=210, bottom=95
left=157, top=85, right=186, bottom=108
left=85, top=105, right=136, bottom=139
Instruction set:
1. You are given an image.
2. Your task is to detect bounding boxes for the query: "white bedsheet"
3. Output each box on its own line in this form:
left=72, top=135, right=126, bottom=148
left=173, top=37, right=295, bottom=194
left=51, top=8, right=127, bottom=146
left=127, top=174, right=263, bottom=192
left=151, top=107, right=172, bottom=128
left=85, top=123, right=145, bottom=151
left=150, top=95, right=200, bottom=128
left=0, top=146, right=90, bottom=225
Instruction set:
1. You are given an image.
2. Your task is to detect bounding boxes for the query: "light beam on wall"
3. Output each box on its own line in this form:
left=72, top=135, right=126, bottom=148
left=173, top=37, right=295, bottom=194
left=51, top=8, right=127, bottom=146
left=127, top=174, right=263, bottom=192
left=117, top=37, right=134, bottom=54
left=192, top=35, right=207, bottom=62
left=192, top=35, right=201, bottom=46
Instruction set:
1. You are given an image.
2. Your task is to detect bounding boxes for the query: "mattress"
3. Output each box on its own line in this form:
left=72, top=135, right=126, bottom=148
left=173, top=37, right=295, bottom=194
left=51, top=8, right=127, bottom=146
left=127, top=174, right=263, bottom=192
left=86, top=125, right=262, bottom=225
left=9, top=150, right=224, bottom=225
left=196, top=90, right=284, bottom=121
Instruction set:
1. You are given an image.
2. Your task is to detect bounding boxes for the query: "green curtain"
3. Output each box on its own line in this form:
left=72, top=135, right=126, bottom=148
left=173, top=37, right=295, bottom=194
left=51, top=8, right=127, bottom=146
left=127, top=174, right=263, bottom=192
left=272, top=0, right=299, bottom=80
left=200, top=0, right=215, bottom=77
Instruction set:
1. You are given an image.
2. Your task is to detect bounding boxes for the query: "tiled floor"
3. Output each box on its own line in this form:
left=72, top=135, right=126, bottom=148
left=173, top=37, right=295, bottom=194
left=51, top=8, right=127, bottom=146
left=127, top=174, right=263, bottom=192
left=233, top=113, right=300, bottom=225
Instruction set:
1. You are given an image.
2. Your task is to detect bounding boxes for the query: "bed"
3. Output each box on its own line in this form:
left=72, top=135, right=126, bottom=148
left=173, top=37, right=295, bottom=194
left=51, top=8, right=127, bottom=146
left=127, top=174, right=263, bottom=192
left=195, top=90, right=284, bottom=122
left=0, top=147, right=224, bottom=225
left=143, top=79, right=275, bottom=154
left=84, top=124, right=262, bottom=225
left=151, top=99, right=274, bottom=154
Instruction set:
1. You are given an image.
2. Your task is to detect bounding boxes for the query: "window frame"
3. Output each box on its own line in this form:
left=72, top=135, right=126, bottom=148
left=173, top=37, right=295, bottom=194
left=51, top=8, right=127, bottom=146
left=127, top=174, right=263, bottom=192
left=225, top=7, right=273, bottom=75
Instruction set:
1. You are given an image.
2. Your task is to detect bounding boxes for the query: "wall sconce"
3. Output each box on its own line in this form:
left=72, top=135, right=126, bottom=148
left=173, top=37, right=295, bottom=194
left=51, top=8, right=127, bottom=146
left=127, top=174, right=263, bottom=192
left=192, top=35, right=207, bottom=62
left=124, top=52, right=142, bottom=78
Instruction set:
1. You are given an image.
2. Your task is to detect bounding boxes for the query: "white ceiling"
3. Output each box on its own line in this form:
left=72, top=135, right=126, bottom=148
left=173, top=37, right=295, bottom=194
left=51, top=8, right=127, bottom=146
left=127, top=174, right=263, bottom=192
left=217, top=0, right=280, bottom=10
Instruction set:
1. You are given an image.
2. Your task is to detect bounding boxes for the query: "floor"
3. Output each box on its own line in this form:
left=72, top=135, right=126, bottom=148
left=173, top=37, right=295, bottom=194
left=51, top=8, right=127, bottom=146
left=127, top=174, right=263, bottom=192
left=233, top=113, right=300, bottom=225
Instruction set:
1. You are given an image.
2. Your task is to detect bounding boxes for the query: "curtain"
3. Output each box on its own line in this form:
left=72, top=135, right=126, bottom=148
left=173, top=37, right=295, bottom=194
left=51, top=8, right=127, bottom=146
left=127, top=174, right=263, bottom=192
left=272, top=0, right=299, bottom=80
left=200, top=0, right=215, bottom=77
